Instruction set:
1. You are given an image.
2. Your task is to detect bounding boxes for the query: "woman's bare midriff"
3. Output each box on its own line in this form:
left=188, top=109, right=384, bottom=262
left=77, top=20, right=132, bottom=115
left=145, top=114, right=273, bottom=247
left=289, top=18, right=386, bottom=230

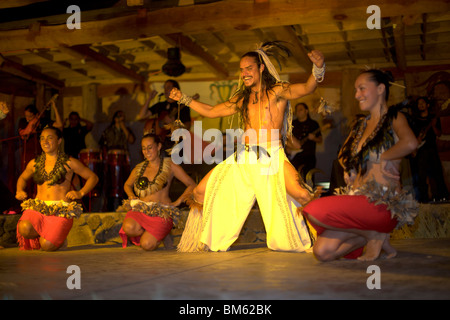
left=353, top=161, right=401, bottom=192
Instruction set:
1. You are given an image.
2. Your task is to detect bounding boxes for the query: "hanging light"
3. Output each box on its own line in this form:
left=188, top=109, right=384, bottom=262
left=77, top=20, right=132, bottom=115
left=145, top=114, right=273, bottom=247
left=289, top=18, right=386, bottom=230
left=162, top=47, right=186, bottom=77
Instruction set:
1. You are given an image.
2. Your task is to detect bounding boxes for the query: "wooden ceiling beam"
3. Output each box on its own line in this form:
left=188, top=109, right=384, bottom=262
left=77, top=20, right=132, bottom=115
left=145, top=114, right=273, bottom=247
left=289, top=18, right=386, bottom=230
left=289, top=63, right=450, bottom=87
left=211, top=31, right=237, bottom=57
left=392, top=16, right=407, bottom=73
left=380, top=19, right=392, bottom=63
left=0, top=0, right=47, bottom=10
left=420, top=13, right=427, bottom=61
left=336, top=22, right=357, bottom=64
left=28, top=49, right=94, bottom=79
left=0, top=0, right=449, bottom=53
left=139, top=39, right=167, bottom=59
left=161, top=33, right=229, bottom=79
left=60, top=44, right=146, bottom=83
left=0, top=54, right=64, bottom=89
left=270, top=26, right=313, bottom=72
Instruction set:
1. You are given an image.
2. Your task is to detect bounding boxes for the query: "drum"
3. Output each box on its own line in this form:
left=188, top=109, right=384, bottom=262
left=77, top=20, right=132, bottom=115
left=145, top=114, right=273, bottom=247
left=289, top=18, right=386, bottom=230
left=106, top=149, right=130, bottom=198
left=78, top=149, right=103, bottom=197
left=79, top=149, right=102, bottom=166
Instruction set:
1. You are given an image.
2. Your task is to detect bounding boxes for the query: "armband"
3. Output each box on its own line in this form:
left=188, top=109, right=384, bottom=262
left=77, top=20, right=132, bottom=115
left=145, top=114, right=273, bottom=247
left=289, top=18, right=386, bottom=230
left=179, top=93, right=193, bottom=107
left=313, top=63, right=325, bottom=83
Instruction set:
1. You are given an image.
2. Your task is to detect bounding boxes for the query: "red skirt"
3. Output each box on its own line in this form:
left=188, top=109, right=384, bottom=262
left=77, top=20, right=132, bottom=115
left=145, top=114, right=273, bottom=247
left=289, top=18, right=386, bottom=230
left=119, top=211, right=173, bottom=248
left=17, top=209, right=74, bottom=250
left=303, top=195, right=398, bottom=259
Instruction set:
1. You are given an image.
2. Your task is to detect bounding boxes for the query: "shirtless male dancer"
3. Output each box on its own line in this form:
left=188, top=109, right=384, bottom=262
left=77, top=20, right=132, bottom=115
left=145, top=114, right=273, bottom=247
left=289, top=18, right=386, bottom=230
left=171, top=42, right=325, bottom=253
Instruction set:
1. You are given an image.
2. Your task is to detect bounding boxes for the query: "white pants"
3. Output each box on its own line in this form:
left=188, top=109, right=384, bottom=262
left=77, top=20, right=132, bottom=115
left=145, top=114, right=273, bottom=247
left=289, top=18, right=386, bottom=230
left=196, top=144, right=312, bottom=252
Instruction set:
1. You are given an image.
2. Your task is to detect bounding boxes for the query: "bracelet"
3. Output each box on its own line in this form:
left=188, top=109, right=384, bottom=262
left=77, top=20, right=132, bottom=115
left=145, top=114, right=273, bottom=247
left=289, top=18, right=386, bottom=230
left=312, top=63, right=325, bottom=83
left=178, top=93, right=193, bottom=107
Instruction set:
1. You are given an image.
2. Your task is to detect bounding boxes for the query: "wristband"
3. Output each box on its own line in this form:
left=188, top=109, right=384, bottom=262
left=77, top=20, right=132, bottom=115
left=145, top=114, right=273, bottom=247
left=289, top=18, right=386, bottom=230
left=179, top=93, right=193, bottom=106
left=313, top=63, right=325, bottom=83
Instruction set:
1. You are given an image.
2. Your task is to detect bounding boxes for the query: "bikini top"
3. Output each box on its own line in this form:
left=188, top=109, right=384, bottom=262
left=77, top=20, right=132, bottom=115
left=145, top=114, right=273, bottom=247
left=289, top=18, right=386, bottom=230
left=339, top=107, right=400, bottom=176
left=33, top=151, right=70, bottom=186
left=133, top=157, right=171, bottom=198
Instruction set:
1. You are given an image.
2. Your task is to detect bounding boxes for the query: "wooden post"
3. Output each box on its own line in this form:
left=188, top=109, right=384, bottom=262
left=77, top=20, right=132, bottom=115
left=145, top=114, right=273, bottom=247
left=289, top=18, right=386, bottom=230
left=82, top=83, right=100, bottom=149
left=36, top=83, right=45, bottom=112
left=82, top=83, right=99, bottom=122
left=7, top=94, right=16, bottom=192
left=340, top=68, right=361, bottom=123
left=404, top=73, right=415, bottom=97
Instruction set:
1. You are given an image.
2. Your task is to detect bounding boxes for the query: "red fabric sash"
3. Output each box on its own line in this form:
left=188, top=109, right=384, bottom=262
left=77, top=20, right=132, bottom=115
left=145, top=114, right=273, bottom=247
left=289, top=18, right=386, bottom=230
left=16, top=209, right=73, bottom=250
left=119, top=211, right=173, bottom=248
left=303, top=195, right=398, bottom=259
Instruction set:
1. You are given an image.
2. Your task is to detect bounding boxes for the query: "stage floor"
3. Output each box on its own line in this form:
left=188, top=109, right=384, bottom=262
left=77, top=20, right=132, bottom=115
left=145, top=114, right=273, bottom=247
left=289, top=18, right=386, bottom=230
left=1, top=238, right=449, bottom=301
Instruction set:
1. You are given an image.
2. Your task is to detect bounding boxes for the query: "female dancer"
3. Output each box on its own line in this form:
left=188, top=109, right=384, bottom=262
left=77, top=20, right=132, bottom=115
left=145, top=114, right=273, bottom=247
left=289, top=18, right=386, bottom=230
left=119, top=133, right=196, bottom=251
left=303, top=69, right=419, bottom=261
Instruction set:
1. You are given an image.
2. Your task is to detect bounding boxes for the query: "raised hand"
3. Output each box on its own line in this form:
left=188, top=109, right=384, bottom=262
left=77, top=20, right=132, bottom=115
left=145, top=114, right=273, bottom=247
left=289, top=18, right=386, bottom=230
left=169, top=88, right=182, bottom=101
left=0, top=101, right=9, bottom=115
left=149, top=89, right=158, bottom=100
left=308, top=50, right=324, bottom=68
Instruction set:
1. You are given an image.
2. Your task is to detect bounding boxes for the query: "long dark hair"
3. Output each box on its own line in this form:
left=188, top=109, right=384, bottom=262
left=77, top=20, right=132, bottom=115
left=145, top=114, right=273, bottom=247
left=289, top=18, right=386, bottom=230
left=234, top=41, right=292, bottom=128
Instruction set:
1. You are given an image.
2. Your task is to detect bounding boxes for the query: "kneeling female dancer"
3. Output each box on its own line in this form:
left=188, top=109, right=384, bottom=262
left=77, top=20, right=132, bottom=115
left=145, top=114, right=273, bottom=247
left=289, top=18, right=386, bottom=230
left=303, top=69, right=419, bottom=261
left=120, top=133, right=196, bottom=251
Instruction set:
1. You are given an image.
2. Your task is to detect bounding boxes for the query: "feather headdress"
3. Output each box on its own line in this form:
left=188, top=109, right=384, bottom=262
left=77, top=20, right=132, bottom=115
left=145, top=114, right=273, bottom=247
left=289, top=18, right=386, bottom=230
left=254, top=41, right=292, bottom=78
left=230, top=41, right=294, bottom=144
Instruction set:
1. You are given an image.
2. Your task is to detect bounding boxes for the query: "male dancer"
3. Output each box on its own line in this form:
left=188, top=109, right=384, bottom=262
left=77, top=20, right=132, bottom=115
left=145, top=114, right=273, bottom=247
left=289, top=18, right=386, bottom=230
left=171, top=42, right=325, bottom=253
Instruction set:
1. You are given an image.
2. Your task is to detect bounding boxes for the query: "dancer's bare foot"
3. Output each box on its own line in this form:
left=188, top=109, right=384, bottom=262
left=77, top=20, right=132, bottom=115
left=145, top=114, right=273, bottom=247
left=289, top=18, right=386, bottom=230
left=357, top=231, right=387, bottom=261
left=381, top=235, right=397, bottom=259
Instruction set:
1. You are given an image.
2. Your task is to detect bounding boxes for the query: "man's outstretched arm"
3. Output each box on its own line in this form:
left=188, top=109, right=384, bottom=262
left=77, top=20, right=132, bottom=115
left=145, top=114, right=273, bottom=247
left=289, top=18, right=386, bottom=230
left=169, top=88, right=238, bottom=119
